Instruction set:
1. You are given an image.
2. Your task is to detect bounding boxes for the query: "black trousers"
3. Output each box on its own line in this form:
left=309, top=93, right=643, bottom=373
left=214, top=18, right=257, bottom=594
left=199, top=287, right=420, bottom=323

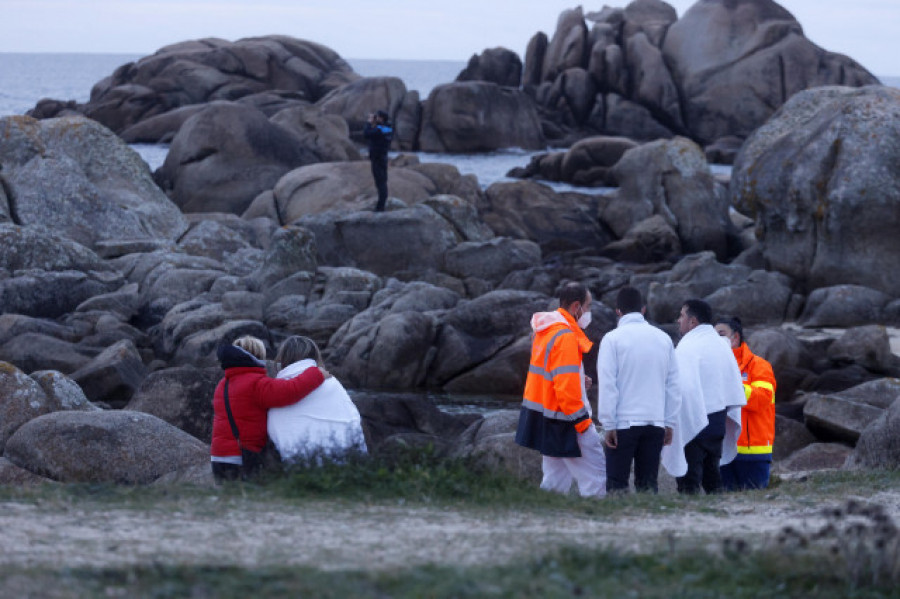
left=676, top=435, right=724, bottom=494
left=370, top=154, right=388, bottom=211
left=211, top=462, right=241, bottom=483
left=604, top=425, right=665, bottom=493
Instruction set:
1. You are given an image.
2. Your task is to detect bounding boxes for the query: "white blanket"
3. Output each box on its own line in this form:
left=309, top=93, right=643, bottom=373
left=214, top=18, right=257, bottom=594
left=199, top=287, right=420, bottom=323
left=267, top=359, right=367, bottom=461
left=661, top=324, right=746, bottom=476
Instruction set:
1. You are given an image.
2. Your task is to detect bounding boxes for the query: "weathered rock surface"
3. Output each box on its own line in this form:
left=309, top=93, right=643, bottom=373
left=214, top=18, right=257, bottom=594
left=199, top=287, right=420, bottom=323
left=69, top=340, right=148, bottom=408
left=849, top=397, right=900, bottom=470
left=418, top=82, right=545, bottom=153
left=732, top=86, right=900, bottom=296
left=4, top=411, right=209, bottom=484
left=775, top=442, right=852, bottom=473
left=31, top=36, right=358, bottom=135
left=0, top=116, right=187, bottom=249
left=126, top=366, right=221, bottom=443
left=457, top=48, right=523, bottom=88
left=803, top=392, right=885, bottom=444
left=451, top=410, right=541, bottom=483
left=662, top=0, right=877, bottom=145
left=480, top=181, right=611, bottom=254
left=606, top=138, right=734, bottom=258
left=0, top=362, right=52, bottom=452
left=799, top=285, right=892, bottom=328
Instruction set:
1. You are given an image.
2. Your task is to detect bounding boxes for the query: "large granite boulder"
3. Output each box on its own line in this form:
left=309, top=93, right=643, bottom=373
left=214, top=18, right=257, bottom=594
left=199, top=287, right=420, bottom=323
left=826, top=326, right=897, bottom=374
left=69, top=340, right=148, bottom=408
left=154, top=102, right=319, bottom=215
left=0, top=334, right=97, bottom=374
left=29, top=370, right=99, bottom=412
left=457, top=47, right=523, bottom=88
left=32, top=36, right=359, bottom=135
left=798, top=285, right=892, bottom=328
left=606, top=137, right=734, bottom=258
left=0, top=362, right=52, bottom=452
left=418, top=81, right=546, bottom=152
left=126, top=366, right=221, bottom=443
left=480, top=181, right=611, bottom=254
left=296, top=204, right=461, bottom=276
left=451, top=410, right=541, bottom=483
left=0, top=116, right=187, bottom=249
left=731, top=86, right=900, bottom=295
left=775, top=442, right=852, bottom=473
left=509, top=136, right=639, bottom=187
left=662, top=0, right=877, bottom=145
left=317, top=76, right=411, bottom=143
left=270, top=104, right=360, bottom=162
left=246, top=162, right=439, bottom=223
left=3, top=411, right=209, bottom=484
left=803, top=392, right=886, bottom=444
left=849, top=397, right=900, bottom=470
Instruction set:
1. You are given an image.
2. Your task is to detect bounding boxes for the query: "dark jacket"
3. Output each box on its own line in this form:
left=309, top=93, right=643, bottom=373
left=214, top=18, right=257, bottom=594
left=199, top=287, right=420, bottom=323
left=210, top=344, right=324, bottom=457
left=364, top=121, right=393, bottom=157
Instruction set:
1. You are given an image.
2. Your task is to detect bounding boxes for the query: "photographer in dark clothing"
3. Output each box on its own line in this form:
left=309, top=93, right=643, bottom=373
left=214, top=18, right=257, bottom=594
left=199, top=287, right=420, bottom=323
left=363, top=110, right=393, bottom=212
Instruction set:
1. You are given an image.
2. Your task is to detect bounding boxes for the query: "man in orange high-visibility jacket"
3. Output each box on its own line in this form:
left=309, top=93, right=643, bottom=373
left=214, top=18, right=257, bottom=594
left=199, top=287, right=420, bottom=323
left=715, top=317, right=777, bottom=490
left=515, top=282, right=606, bottom=497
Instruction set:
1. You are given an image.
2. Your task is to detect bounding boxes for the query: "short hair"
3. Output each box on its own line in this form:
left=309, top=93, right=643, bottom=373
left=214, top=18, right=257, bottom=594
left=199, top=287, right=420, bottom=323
left=715, top=315, right=744, bottom=344
left=557, top=281, right=588, bottom=309
left=683, top=299, right=712, bottom=324
left=233, top=335, right=266, bottom=360
left=616, top=286, right=643, bottom=314
left=276, top=336, right=323, bottom=367
left=375, top=110, right=389, bottom=121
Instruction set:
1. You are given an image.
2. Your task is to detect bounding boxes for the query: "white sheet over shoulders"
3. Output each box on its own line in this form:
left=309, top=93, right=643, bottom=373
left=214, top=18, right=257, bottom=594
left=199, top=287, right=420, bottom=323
left=267, top=359, right=367, bottom=461
left=661, top=324, right=746, bottom=476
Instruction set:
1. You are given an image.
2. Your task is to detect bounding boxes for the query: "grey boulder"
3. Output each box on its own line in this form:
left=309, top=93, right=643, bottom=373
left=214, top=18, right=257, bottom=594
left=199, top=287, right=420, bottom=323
left=4, top=411, right=208, bottom=484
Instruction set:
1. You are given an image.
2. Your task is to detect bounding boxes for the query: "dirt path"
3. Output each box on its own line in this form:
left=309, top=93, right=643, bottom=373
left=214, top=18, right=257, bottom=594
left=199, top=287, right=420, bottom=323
left=2, top=488, right=898, bottom=572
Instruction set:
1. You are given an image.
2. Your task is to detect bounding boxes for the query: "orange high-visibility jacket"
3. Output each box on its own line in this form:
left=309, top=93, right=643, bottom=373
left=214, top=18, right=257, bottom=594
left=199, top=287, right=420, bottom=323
left=515, top=309, right=593, bottom=458
left=733, top=342, right=776, bottom=457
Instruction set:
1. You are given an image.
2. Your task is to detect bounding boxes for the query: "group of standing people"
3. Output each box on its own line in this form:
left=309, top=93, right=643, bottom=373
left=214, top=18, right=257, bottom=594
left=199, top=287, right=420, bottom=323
left=516, top=282, right=776, bottom=497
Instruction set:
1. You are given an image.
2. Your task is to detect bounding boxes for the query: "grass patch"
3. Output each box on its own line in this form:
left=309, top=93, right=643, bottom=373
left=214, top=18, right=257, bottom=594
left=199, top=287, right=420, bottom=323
left=1, top=543, right=895, bottom=599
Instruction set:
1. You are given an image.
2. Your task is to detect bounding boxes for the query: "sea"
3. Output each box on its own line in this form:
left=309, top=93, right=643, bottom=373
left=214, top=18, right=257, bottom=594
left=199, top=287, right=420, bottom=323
left=0, top=53, right=589, bottom=193
left=1, top=52, right=899, bottom=191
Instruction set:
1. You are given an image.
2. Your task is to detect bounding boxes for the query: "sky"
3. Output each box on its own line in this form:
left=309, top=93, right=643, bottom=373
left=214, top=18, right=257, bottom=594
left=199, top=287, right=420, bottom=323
left=1, top=0, right=897, bottom=76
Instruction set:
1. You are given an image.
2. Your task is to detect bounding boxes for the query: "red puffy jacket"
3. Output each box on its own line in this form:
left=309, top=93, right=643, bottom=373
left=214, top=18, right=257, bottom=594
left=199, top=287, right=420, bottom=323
left=211, top=345, right=324, bottom=457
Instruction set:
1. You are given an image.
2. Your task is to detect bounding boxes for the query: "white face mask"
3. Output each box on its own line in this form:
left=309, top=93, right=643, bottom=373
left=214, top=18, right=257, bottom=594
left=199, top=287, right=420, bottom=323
left=577, top=310, right=592, bottom=329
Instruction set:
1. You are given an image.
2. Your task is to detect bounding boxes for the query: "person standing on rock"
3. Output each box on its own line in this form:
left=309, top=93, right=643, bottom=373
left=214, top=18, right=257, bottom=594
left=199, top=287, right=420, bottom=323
left=715, top=317, right=777, bottom=490
left=363, top=110, right=393, bottom=212
left=515, top=281, right=606, bottom=497
left=596, top=286, right=681, bottom=494
left=661, top=300, right=746, bottom=494
left=210, top=335, right=328, bottom=482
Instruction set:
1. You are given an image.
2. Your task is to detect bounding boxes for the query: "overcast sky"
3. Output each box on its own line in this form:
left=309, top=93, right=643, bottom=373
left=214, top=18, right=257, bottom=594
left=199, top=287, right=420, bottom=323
left=2, top=0, right=897, bottom=75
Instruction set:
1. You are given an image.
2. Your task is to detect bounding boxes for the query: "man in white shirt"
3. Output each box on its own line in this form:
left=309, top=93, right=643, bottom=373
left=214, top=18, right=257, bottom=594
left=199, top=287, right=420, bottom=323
left=667, top=299, right=746, bottom=494
left=596, top=287, right=681, bottom=493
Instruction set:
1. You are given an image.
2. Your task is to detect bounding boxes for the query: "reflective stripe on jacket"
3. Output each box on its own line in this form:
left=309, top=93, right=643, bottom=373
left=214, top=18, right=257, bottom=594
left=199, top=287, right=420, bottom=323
left=515, top=309, right=593, bottom=458
left=733, top=342, right=776, bottom=456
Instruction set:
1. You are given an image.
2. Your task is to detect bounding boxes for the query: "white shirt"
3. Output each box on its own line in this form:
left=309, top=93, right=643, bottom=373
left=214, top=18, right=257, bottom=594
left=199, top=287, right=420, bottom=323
left=596, top=312, right=681, bottom=430
left=267, top=359, right=367, bottom=461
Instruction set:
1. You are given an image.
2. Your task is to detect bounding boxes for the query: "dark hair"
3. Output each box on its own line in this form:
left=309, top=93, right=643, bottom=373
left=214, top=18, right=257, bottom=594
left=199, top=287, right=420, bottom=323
left=616, top=286, right=643, bottom=314
left=683, top=299, right=712, bottom=324
left=375, top=110, right=389, bottom=121
left=715, top=316, right=744, bottom=344
left=276, top=336, right=322, bottom=367
left=557, top=282, right=588, bottom=310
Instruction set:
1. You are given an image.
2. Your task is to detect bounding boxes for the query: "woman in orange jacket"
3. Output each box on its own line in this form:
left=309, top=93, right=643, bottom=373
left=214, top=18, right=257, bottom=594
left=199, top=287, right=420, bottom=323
left=714, top=317, right=777, bottom=490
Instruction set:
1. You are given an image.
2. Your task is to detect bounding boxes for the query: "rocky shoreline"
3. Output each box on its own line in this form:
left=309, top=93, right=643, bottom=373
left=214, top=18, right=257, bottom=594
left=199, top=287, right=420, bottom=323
left=1, top=0, right=899, bottom=486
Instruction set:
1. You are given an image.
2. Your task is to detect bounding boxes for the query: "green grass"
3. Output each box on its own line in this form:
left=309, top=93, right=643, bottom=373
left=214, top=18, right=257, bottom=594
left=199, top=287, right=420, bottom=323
left=1, top=543, right=895, bottom=599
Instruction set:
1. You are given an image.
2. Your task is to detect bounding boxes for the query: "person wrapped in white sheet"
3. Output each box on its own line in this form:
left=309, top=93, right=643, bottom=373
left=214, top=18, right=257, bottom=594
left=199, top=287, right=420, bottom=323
left=268, top=336, right=367, bottom=462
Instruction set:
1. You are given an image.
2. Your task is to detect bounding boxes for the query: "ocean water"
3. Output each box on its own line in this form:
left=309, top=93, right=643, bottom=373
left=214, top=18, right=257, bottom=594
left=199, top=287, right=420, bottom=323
left=1, top=53, right=898, bottom=192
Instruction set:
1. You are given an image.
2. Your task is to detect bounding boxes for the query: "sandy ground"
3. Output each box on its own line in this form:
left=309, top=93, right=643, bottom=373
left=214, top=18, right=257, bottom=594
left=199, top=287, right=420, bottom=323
left=1, top=486, right=898, bottom=572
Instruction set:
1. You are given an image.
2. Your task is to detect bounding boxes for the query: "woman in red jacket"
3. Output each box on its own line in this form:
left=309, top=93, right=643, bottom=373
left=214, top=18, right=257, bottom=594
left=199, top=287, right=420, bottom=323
left=714, top=317, right=777, bottom=490
left=211, top=335, right=326, bottom=482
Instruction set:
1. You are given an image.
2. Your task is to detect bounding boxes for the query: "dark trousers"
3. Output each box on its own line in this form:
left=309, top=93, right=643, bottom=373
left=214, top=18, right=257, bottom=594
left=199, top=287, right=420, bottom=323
left=677, top=436, right=724, bottom=494
left=721, top=459, right=771, bottom=491
left=370, top=154, right=388, bottom=211
left=211, top=462, right=241, bottom=483
left=604, top=425, right=665, bottom=493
